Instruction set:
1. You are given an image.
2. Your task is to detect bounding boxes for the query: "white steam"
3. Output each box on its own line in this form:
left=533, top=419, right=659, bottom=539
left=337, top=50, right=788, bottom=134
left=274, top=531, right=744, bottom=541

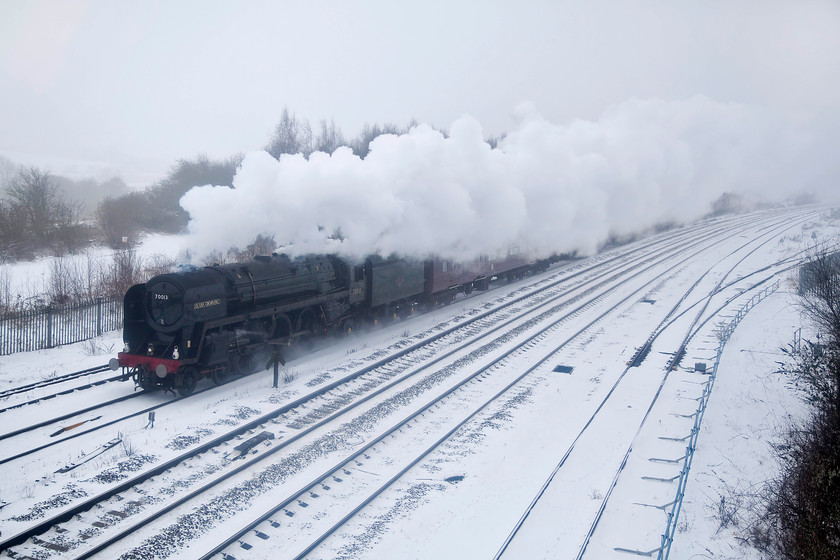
left=180, top=96, right=836, bottom=262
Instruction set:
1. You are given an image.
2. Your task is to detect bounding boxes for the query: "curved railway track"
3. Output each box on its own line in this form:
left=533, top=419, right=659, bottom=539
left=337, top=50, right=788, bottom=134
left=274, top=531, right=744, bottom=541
left=194, top=211, right=816, bottom=560
left=493, top=214, right=818, bottom=559
left=0, top=207, right=821, bottom=559
left=0, top=213, right=742, bottom=466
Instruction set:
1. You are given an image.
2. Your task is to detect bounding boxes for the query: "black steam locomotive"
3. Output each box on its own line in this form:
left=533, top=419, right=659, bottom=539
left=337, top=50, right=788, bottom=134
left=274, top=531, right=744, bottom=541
left=111, top=251, right=550, bottom=396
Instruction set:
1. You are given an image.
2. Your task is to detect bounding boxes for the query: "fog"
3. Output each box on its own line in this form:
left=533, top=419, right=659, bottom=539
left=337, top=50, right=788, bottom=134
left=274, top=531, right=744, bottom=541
left=2, top=2, right=839, bottom=187
left=1, top=2, right=837, bottom=261
left=181, top=96, right=836, bottom=262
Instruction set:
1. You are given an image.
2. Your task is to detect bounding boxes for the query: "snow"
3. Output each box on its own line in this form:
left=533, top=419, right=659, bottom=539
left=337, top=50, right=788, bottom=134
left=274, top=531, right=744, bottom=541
left=0, top=330, right=123, bottom=389
left=0, top=207, right=837, bottom=559
left=670, top=291, right=812, bottom=559
left=0, top=233, right=182, bottom=305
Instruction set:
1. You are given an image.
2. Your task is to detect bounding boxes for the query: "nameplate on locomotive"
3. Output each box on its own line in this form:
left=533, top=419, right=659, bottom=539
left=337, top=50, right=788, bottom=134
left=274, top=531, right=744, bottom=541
left=193, top=298, right=222, bottom=310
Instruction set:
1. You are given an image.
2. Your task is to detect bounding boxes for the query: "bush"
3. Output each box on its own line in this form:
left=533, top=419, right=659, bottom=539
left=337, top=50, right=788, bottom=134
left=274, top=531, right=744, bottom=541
left=96, top=192, right=149, bottom=248
left=95, top=154, right=241, bottom=242
left=752, top=402, right=840, bottom=559
left=752, top=244, right=840, bottom=558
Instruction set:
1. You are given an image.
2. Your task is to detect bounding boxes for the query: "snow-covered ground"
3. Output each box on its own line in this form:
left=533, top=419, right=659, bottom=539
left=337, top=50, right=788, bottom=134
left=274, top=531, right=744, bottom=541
left=670, top=289, right=812, bottom=560
left=0, top=233, right=183, bottom=306
left=0, top=207, right=837, bottom=559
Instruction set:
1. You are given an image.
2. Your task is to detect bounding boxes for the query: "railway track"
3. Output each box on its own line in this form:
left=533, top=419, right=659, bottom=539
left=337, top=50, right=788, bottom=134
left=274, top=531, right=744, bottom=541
left=204, top=259, right=683, bottom=559
left=0, top=208, right=818, bottom=559
left=571, top=257, right=823, bottom=557
left=0, top=365, right=113, bottom=404
left=0, top=212, right=741, bottom=468
left=75, top=229, right=715, bottom=559
left=0, top=212, right=767, bottom=442
left=492, top=214, right=817, bottom=558
left=193, top=211, right=811, bottom=559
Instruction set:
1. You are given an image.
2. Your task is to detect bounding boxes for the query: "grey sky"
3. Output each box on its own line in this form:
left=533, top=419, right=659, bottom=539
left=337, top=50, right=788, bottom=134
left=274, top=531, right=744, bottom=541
left=1, top=0, right=838, bottom=186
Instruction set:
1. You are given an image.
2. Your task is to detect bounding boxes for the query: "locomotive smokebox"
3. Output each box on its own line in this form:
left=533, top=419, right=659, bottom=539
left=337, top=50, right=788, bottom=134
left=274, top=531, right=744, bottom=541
left=144, top=269, right=228, bottom=333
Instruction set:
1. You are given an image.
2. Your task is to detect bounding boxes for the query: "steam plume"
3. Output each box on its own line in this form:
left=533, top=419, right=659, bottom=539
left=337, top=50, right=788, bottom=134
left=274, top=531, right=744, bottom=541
left=180, top=96, right=836, bottom=262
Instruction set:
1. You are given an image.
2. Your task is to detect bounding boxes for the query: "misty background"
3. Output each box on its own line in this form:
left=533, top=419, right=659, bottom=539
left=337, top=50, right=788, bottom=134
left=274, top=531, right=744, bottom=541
left=1, top=0, right=838, bottom=263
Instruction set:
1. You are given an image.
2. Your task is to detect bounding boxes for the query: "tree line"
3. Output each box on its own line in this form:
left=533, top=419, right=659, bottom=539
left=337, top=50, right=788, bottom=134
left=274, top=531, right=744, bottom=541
left=96, top=109, right=423, bottom=250
left=0, top=109, right=430, bottom=312
left=0, top=108, right=426, bottom=263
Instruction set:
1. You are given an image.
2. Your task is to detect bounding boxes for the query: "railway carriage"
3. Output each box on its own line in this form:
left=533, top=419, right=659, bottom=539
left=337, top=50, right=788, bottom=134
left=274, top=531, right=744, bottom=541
left=425, top=247, right=552, bottom=304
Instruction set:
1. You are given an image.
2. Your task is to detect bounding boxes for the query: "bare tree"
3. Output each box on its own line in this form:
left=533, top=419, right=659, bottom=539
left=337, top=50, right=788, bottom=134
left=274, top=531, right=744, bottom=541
left=105, top=247, right=143, bottom=298
left=0, top=197, right=26, bottom=258
left=6, top=167, right=60, bottom=241
left=144, top=253, right=176, bottom=277
left=201, top=248, right=228, bottom=266
left=245, top=233, right=277, bottom=259
left=789, top=246, right=840, bottom=411
left=0, top=264, right=12, bottom=313
left=349, top=120, right=417, bottom=159
left=95, top=153, right=241, bottom=240
left=96, top=193, right=144, bottom=248
left=224, top=233, right=277, bottom=262
left=314, top=118, right=346, bottom=154
left=487, top=133, right=506, bottom=149
left=265, top=107, right=313, bottom=158
left=3, top=167, right=83, bottom=255
left=0, top=155, right=19, bottom=189
left=148, top=153, right=242, bottom=232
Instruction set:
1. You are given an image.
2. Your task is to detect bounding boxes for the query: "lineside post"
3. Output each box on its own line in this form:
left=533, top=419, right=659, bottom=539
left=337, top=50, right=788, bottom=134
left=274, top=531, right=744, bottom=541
left=265, top=344, right=286, bottom=388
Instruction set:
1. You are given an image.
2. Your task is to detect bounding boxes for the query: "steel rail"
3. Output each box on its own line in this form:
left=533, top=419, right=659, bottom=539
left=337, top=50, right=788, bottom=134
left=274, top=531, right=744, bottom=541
left=0, top=364, right=110, bottom=400
left=573, top=215, right=818, bottom=558
left=197, top=213, right=778, bottom=560
left=1, top=216, right=709, bottom=554
left=59, top=215, right=726, bottom=560
left=0, top=209, right=789, bottom=556
left=492, top=210, right=818, bottom=559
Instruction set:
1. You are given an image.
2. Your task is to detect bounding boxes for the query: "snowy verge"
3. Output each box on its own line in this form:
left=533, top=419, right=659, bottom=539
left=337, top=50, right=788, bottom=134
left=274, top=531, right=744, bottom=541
left=671, top=288, right=811, bottom=559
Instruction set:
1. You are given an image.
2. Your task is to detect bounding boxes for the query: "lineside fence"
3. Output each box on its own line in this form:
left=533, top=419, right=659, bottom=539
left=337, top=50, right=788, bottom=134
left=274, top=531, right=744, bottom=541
left=657, top=278, right=781, bottom=560
left=0, top=298, right=122, bottom=356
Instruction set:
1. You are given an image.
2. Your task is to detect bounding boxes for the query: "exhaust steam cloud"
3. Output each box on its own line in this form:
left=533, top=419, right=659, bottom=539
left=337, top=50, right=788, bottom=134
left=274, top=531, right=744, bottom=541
left=180, top=97, right=836, bottom=262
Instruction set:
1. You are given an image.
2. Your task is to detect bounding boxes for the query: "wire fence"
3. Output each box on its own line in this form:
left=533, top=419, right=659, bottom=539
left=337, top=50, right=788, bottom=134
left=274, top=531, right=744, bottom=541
left=0, top=298, right=123, bottom=356
left=657, top=279, right=781, bottom=559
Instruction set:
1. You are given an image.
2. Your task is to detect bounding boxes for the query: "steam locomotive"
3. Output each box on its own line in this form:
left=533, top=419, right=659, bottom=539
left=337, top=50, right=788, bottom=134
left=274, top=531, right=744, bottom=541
left=110, top=251, right=552, bottom=396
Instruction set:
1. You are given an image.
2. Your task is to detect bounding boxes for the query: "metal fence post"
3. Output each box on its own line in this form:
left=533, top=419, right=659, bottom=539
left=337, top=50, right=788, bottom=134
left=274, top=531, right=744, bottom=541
left=46, top=305, right=53, bottom=348
left=0, top=296, right=124, bottom=356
